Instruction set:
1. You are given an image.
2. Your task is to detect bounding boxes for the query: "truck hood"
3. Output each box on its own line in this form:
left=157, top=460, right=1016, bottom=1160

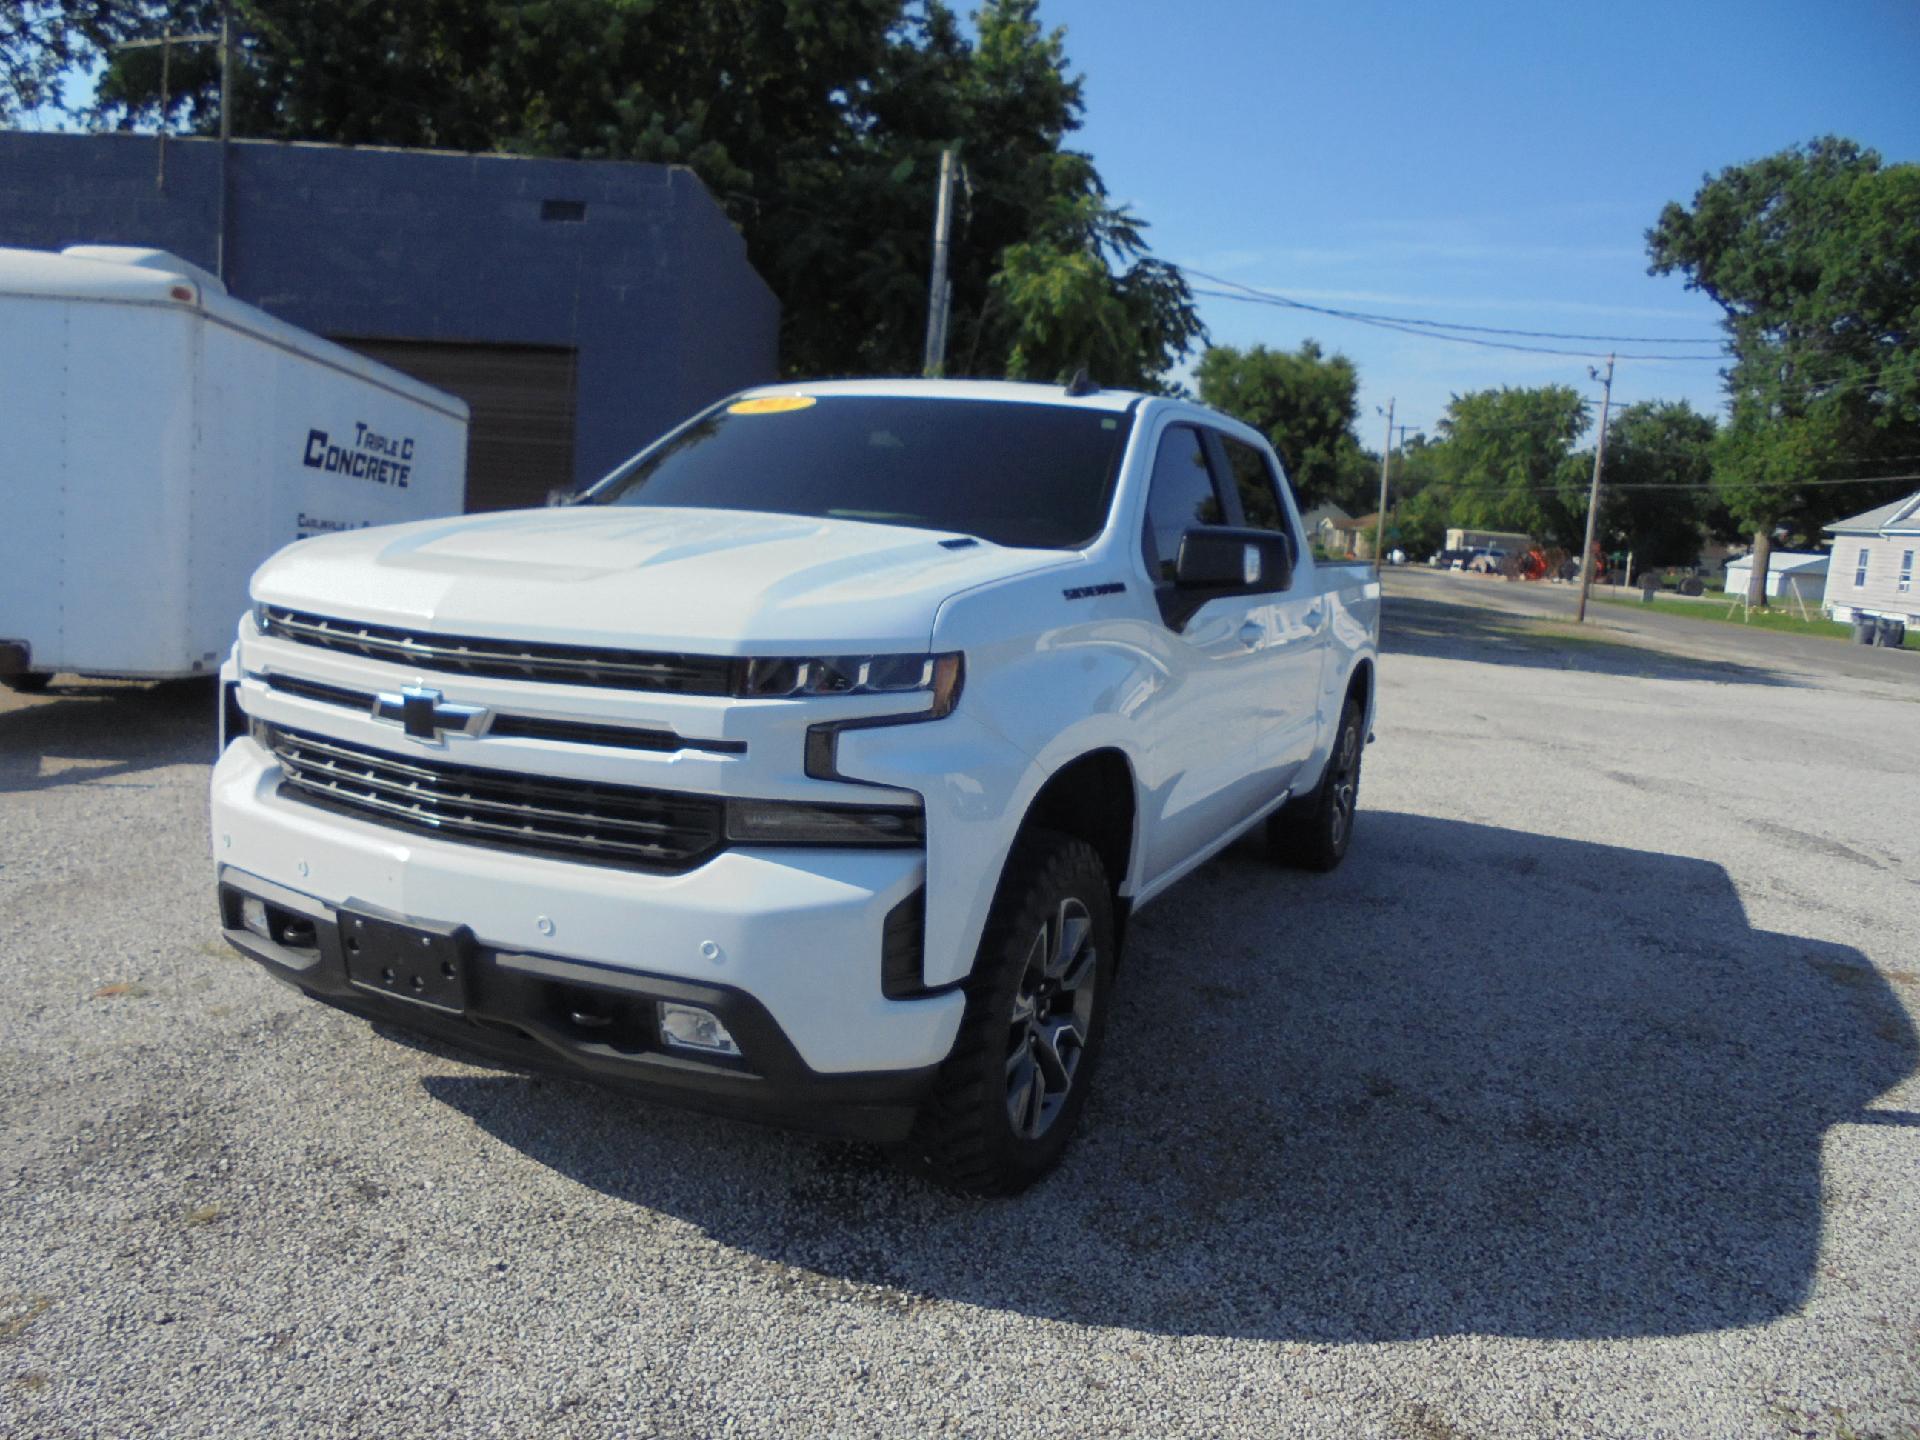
left=252, top=505, right=1072, bottom=652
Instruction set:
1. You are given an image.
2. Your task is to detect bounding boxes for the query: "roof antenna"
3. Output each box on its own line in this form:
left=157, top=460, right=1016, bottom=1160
left=1064, top=366, right=1100, bottom=397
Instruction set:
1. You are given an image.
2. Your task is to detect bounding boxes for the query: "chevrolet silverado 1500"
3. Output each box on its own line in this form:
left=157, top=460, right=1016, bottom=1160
left=212, top=379, right=1379, bottom=1194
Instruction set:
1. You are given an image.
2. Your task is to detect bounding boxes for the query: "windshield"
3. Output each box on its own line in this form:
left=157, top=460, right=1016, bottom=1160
left=586, top=395, right=1134, bottom=549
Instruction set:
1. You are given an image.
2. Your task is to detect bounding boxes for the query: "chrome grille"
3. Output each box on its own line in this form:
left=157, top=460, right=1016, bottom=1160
left=261, top=673, right=746, bottom=755
left=264, top=725, right=723, bottom=871
left=260, top=607, right=737, bottom=694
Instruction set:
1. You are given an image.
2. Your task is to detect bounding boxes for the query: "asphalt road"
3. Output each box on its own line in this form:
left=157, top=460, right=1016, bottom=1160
left=1391, top=565, right=1920, bottom=693
left=3, top=594, right=1917, bottom=1439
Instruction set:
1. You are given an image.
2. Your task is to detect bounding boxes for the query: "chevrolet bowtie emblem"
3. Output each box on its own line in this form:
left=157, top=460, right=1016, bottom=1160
left=371, top=685, right=488, bottom=742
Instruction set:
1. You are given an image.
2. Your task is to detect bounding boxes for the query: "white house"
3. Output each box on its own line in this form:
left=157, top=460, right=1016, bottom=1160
left=1822, top=491, right=1920, bottom=627
left=1724, top=551, right=1829, bottom=602
left=1299, top=502, right=1353, bottom=553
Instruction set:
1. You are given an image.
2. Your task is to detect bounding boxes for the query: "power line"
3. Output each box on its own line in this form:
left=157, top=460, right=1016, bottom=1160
left=1188, top=285, right=1732, bottom=360
left=1183, top=267, right=1727, bottom=345
left=1182, top=273, right=1732, bottom=360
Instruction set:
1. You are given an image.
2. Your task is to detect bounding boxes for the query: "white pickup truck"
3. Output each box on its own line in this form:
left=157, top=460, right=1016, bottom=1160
left=212, top=379, right=1379, bottom=1194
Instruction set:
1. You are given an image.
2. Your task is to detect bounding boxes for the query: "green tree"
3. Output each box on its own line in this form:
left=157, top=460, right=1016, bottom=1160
left=1, top=3, right=88, bottom=123
left=66, top=0, right=1201, bottom=388
left=1382, top=433, right=1444, bottom=556
left=1431, top=386, right=1590, bottom=546
left=1194, top=341, right=1362, bottom=509
left=1585, top=401, right=1718, bottom=570
left=1648, top=137, right=1920, bottom=604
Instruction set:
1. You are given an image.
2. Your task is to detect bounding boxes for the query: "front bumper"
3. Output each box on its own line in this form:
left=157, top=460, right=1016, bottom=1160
left=217, top=869, right=938, bottom=1141
left=211, top=737, right=967, bottom=1139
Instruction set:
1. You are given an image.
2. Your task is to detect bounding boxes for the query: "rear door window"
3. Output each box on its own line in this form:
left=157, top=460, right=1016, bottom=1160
left=1213, top=433, right=1300, bottom=563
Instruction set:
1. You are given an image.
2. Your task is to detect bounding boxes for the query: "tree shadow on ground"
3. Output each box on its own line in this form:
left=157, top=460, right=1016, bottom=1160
left=423, top=810, right=1915, bottom=1342
left=0, top=679, right=216, bottom=794
left=1384, top=595, right=1792, bottom=686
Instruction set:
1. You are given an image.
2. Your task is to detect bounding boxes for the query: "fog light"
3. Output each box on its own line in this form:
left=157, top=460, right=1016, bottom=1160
left=658, top=1003, right=740, bottom=1057
left=240, top=896, right=272, bottom=940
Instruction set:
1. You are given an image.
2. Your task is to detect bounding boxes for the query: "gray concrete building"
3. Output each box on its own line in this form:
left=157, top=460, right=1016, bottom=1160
left=0, top=130, right=778, bottom=511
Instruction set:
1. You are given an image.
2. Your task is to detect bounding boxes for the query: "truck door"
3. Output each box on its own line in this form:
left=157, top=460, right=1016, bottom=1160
left=1133, top=421, right=1274, bottom=883
left=1208, top=431, right=1331, bottom=792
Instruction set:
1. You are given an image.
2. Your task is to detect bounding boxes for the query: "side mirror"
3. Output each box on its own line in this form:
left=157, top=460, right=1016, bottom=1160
left=1174, top=527, right=1294, bottom=596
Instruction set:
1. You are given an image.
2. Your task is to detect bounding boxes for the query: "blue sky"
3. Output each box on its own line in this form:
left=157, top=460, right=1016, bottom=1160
left=1042, top=0, right=1920, bottom=441
left=22, top=1, right=1919, bottom=441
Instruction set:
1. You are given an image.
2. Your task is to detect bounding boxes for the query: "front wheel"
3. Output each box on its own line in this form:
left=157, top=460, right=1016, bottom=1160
left=1269, top=694, right=1364, bottom=872
left=910, top=831, right=1115, bottom=1196
left=2, top=673, right=52, bottom=695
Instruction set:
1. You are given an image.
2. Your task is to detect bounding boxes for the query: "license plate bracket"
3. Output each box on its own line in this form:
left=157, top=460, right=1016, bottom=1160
left=340, top=909, right=471, bottom=1014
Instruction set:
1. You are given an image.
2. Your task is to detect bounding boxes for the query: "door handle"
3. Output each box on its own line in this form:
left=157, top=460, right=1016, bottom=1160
left=1238, top=621, right=1264, bottom=649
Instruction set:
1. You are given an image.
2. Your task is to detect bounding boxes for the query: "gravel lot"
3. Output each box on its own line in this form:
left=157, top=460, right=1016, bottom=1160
left=4, top=577, right=1917, bottom=1439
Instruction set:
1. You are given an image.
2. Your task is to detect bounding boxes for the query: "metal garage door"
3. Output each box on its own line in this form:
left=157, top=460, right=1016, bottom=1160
left=333, top=339, right=578, bottom=513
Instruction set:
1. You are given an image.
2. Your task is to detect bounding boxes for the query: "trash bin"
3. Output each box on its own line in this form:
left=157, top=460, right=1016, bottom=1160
left=1876, top=617, right=1907, bottom=648
left=1854, top=616, right=1878, bottom=645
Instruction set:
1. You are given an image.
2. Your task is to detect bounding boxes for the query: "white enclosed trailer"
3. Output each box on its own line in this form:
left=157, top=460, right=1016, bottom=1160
left=0, top=245, right=468, bottom=687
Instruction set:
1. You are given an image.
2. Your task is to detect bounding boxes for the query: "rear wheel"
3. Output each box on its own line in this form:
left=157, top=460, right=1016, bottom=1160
left=1269, top=694, right=1364, bottom=872
left=910, top=831, right=1115, bottom=1196
left=1, top=673, right=52, bottom=694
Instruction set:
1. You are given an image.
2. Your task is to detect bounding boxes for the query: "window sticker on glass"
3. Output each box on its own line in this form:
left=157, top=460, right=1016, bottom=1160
left=727, top=395, right=818, bottom=415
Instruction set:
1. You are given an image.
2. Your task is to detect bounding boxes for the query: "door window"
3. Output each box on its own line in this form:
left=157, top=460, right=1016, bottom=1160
left=1142, top=425, right=1224, bottom=581
left=1215, top=434, right=1300, bottom=564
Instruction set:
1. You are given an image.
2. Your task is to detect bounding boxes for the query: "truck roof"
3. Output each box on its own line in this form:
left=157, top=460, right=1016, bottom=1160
left=735, top=377, right=1147, bottom=414
left=0, top=245, right=467, bottom=421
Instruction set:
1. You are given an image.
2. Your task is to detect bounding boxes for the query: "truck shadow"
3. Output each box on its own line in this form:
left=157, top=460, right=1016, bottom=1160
left=0, top=680, right=215, bottom=794
left=1384, top=594, right=1791, bottom=685
left=423, top=811, right=1915, bottom=1342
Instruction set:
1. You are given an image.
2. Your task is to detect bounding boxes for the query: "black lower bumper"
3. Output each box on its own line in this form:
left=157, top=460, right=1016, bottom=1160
left=216, top=871, right=938, bottom=1144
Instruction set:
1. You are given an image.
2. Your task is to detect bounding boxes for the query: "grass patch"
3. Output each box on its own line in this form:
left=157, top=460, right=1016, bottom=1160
left=1512, top=620, right=1636, bottom=650
left=1596, top=591, right=1920, bottom=648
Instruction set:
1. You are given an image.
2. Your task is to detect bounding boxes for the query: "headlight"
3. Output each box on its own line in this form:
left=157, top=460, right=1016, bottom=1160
left=737, top=652, right=962, bottom=702
left=725, top=798, right=924, bottom=846
left=251, top=600, right=272, bottom=634
left=796, top=654, right=965, bottom=783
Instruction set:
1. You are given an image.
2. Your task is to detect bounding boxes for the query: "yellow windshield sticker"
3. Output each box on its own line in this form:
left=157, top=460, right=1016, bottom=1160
left=728, top=395, right=817, bottom=416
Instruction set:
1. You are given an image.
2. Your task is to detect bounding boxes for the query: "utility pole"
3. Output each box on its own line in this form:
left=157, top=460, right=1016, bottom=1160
left=1574, top=354, right=1616, bottom=623
left=158, top=26, right=172, bottom=189
left=217, top=0, right=234, bottom=281
left=1373, top=398, right=1394, bottom=573
left=921, top=147, right=957, bottom=376
left=112, top=30, right=220, bottom=194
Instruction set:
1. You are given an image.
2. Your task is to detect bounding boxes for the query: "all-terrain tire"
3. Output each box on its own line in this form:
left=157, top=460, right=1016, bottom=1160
left=909, top=830, right=1115, bottom=1197
left=1268, top=694, right=1364, bottom=872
